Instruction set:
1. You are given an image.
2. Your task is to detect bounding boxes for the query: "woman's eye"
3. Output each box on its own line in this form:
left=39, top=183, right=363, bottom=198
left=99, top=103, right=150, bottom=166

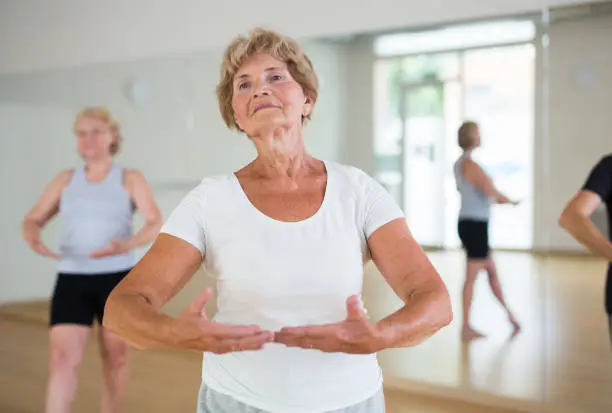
left=238, top=82, right=249, bottom=90
left=270, top=74, right=282, bottom=81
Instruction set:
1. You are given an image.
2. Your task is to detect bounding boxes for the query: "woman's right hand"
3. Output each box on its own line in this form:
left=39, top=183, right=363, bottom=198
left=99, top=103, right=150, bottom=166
left=172, top=288, right=273, bottom=354
left=23, top=225, right=59, bottom=259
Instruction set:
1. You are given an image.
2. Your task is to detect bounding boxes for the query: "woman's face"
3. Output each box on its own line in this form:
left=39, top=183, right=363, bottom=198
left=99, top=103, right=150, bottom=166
left=231, top=52, right=312, bottom=137
left=471, top=126, right=481, bottom=148
left=75, top=116, right=115, bottom=160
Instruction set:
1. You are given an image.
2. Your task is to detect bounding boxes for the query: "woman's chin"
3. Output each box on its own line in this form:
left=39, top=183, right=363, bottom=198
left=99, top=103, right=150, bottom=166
left=79, top=151, right=109, bottom=161
left=249, top=117, right=295, bottom=138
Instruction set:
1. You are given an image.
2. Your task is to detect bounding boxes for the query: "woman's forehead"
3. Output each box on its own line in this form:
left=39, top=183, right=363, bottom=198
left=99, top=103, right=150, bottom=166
left=236, top=53, right=287, bottom=76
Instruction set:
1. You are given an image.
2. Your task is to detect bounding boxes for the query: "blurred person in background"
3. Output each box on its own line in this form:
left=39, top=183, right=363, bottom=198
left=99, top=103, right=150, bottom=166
left=559, top=154, right=612, bottom=343
left=22, top=107, right=162, bottom=413
left=453, top=121, right=521, bottom=341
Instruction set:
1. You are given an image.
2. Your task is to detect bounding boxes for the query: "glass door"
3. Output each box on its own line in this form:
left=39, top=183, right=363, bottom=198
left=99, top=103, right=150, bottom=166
left=400, top=82, right=447, bottom=247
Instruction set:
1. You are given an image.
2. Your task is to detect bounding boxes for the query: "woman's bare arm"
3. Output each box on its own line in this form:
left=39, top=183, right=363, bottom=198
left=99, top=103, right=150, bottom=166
left=463, top=160, right=515, bottom=204
left=124, top=169, right=163, bottom=248
left=104, top=234, right=202, bottom=349
left=559, top=190, right=612, bottom=260
left=369, top=218, right=453, bottom=348
left=22, top=170, right=73, bottom=258
left=103, top=234, right=271, bottom=351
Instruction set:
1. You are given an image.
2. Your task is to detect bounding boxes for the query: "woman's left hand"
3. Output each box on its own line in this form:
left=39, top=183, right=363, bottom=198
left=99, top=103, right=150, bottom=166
left=90, top=240, right=131, bottom=258
left=274, top=295, right=387, bottom=354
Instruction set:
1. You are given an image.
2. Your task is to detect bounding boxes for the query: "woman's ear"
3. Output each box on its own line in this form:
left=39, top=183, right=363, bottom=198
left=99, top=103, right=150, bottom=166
left=303, top=96, right=313, bottom=117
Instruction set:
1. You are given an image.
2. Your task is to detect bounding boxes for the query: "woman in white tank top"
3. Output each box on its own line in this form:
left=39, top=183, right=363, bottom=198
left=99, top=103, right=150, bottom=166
left=103, top=29, right=453, bottom=413
left=454, top=121, right=521, bottom=341
left=22, top=107, right=163, bottom=413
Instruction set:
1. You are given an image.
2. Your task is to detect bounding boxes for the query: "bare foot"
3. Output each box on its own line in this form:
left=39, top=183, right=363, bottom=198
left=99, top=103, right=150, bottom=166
left=461, top=326, right=486, bottom=341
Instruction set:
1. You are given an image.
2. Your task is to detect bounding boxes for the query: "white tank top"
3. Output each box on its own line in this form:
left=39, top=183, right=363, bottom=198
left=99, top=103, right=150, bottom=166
left=160, top=161, right=405, bottom=413
left=453, top=153, right=490, bottom=221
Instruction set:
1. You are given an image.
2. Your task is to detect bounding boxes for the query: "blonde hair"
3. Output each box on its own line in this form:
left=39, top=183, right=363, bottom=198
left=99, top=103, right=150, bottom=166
left=458, top=121, right=478, bottom=150
left=216, top=28, right=319, bottom=131
left=74, top=107, right=122, bottom=155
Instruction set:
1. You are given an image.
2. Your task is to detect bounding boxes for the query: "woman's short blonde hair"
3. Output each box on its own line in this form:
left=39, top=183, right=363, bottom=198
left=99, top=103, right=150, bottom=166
left=74, top=107, right=122, bottom=155
left=216, top=28, right=319, bottom=131
left=458, top=121, right=478, bottom=150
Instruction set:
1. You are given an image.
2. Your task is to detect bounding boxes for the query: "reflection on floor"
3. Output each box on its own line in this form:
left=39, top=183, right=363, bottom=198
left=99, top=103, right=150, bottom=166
left=1, top=251, right=611, bottom=413
left=364, top=251, right=612, bottom=413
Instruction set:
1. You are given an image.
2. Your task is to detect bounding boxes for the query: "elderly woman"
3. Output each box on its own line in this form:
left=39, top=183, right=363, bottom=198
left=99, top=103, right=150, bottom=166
left=104, top=28, right=452, bottom=413
left=453, top=121, right=521, bottom=341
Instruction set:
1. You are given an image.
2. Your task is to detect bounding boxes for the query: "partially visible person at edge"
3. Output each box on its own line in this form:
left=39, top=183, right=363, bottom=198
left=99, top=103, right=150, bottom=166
left=559, top=154, right=612, bottom=344
left=103, top=28, right=453, bottom=413
left=22, top=107, right=163, bottom=413
left=453, top=121, right=521, bottom=341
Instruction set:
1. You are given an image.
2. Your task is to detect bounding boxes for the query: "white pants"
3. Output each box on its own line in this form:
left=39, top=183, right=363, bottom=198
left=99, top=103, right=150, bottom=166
left=196, top=382, right=385, bottom=413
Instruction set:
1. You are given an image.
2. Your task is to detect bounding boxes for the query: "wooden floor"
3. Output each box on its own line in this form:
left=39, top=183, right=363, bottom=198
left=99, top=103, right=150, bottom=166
left=1, top=251, right=611, bottom=413
left=365, top=251, right=612, bottom=413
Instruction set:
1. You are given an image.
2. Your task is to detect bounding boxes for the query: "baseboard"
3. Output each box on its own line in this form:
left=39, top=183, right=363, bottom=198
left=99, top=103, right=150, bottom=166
left=420, top=246, right=597, bottom=258
left=383, top=377, right=539, bottom=413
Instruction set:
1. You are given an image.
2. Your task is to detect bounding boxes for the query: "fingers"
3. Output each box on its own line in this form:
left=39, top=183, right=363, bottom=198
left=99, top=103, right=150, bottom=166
left=206, top=322, right=263, bottom=339
left=273, top=328, right=320, bottom=348
left=278, top=325, right=327, bottom=336
left=187, top=288, right=214, bottom=315
left=214, top=331, right=274, bottom=354
left=275, top=333, right=352, bottom=353
left=274, top=326, right=336, bottom=349
left=109, top=239, right=129, bottom=253
left=33, top=243, right=59, bottom=259
left=345, top=295, right=368, bottom=321
left=274, top=329, right=301, bottom=346
left=276, top=322, right=366, bottom=341
left=275, top=319, right=378, bottom=354
left=89, top=247, right=112, bottom=258
left=277, top=335, right=323, bottom=350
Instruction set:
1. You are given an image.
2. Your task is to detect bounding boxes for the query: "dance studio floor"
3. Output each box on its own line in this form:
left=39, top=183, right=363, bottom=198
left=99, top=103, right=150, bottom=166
left=1, top=251, right=610, bottom=413
left=366, top=251, right=612, bottom=413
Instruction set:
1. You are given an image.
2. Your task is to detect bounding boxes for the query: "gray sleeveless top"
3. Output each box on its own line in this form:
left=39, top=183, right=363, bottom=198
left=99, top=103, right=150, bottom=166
left=453, top=152, right=490, bottom=221
left=58, top=163, right=135, bottom=274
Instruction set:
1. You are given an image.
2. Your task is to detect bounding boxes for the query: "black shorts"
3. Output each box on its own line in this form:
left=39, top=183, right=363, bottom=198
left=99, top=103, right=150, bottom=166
left=458, top=219, right=490, bottom=260
left=50, top=269, right=130, bottom=328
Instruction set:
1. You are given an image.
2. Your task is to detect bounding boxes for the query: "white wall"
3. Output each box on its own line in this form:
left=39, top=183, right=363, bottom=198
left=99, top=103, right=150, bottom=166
left=0, top=39, right=347, bottom=303
left=0, top=0, right=607, bottom=75
left=0, top=104, right=77, bottom=304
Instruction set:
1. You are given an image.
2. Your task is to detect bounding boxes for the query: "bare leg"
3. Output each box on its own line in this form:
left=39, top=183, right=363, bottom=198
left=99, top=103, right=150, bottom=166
left=485, top=257, right=521, bottom=335
left=45, top=325, right=91, bottom=413
left=608, top=314, right=612, bottom=344
left=462, top=259, right=488, bottom=341
left=99, top=327, right=129, bottom=413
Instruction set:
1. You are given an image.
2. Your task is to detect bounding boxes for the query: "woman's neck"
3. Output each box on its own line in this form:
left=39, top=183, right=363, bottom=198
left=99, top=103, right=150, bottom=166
left=250, top=126, right=313, bottom=181
left=85, top=157, right=114, bottom=175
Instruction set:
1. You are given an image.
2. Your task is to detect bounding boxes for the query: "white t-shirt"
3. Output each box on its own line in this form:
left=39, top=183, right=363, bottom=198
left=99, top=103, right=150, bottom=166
left=160, top=161, right=405, bottom=413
